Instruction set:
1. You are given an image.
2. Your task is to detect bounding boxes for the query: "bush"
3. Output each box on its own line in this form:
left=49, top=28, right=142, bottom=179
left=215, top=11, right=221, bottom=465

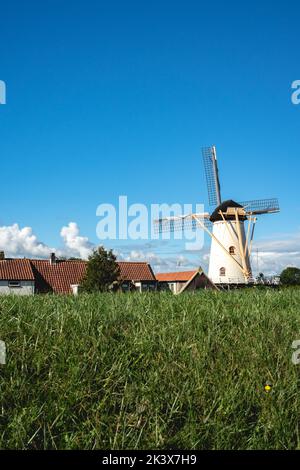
left=280, top=267, right=300, bottom=286
left=80, top=246, right=120, bottom=292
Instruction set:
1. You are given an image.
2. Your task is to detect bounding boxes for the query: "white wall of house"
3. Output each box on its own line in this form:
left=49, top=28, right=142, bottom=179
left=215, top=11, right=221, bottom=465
left=0, top=280, right=35, bottom=295
left=166, top=281, right=186, bottom=294
left=134, top=282, right=142, bottom=292
left=71, top=284, right=79, bottom=295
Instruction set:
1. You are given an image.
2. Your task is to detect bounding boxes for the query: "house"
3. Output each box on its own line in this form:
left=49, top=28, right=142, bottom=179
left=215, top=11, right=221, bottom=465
left=156, top=268, right=217, bottom=294
left=117, top=261, right=157, bottom=292
left=0, top=256, right=35, bottom=295
left=30, top=256, right=87, bottom=294
left=0, top=252, right=157, bottom=295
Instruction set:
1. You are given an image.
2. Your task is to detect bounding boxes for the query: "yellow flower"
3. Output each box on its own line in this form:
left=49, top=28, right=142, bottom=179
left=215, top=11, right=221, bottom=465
left=264, top=384, right=272, bottom=392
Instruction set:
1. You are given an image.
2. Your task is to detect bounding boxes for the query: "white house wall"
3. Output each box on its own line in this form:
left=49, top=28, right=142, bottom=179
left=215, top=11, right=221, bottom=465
left=0, top=281, right=35, bottom=295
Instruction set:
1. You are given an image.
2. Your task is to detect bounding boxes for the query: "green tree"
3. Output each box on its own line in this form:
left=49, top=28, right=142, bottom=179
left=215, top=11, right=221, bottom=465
left=280, top=267, right=300, bottom=286
left=81, top=246, right=120, bottom=293
left=256, top=272, right=265, bottom=284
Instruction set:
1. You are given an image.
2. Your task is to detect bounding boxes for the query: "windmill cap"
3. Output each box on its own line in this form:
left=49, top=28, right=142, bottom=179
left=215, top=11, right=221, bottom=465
left=210, top=200, right=247, bottom=222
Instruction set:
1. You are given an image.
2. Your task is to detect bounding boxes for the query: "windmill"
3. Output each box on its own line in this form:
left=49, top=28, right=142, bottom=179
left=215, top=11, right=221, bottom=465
left=154, top=146, right=279, bottom=286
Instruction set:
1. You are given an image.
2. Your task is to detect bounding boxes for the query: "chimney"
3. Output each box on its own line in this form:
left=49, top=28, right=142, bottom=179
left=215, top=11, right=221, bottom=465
left=50, top=252, right=56, bottom=265
left=0, top=251, right=5, bottom=260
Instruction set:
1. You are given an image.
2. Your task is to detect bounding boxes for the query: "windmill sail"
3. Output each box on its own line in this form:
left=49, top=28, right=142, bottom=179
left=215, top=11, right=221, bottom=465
left=154, top=213, right=212, bottom=234
left=238, top=198, right=280, bottom=215
left=202, top=146, right=221, bottom=206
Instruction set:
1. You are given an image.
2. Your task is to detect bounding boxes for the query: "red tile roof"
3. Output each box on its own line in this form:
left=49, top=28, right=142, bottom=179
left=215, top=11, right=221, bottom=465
left=30, top=259, right=87, bottom=294
left=156, top=271, right=197, bottom=282
left=0, top=259, right=34, bottom=280
left=0, top=258, right=156, bottom=293
left=118, top=262, right=156, bottom=282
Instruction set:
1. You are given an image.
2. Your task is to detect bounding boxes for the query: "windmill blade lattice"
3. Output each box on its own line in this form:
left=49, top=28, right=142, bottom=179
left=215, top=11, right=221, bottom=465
left=238, top=198, right=280, bottom=215
left=202, top=146, right=221, bottom=206
left=154, top=215, right=212, bottom=234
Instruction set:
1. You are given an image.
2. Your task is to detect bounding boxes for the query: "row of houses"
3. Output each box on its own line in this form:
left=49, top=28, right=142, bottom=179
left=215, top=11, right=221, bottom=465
left=0, top=251, right=215, bottom=295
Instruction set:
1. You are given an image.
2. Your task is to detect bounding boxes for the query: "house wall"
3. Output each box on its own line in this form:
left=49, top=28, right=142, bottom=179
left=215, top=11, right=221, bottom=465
left=173, top=282, right=186, bottom=294
left=0, top=280, right=35, bottom=295
left=134, top=281, right=157, bottom=292
left=141, top=282, right=157, bottom=292
left=119, top=281, right=157, bottom=292
left=179, top=273, right=216, bottom=293
left=158, top=281, right=186, bottom=293
left=159, top=274, right=216, bottom=294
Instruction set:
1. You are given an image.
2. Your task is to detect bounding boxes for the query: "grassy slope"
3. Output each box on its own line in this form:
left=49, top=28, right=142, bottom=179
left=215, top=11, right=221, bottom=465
left=0, top=289, right=299, bottom=450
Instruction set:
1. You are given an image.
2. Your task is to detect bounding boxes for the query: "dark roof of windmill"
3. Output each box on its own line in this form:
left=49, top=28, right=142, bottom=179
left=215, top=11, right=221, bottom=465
left=210, top=200, right=247, bottom=222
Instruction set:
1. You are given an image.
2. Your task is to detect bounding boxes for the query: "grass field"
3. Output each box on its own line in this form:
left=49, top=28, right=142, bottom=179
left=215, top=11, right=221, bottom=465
left=0, top=289, right=299, bottom=450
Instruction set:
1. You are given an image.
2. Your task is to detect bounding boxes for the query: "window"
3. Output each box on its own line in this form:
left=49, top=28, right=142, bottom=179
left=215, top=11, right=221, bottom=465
left=8, top=281, right=21, bottom=288
left=219, top=267, right=226, bottom=277
left=229, top=246, right=235, bottom=255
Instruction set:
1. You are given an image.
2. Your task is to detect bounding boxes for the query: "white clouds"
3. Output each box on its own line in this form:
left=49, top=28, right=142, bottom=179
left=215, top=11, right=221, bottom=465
left=254, top=251, right=299, bottom=275
left=122, top=250, right=169, bottom=266
left=117, top=249, right=200, bottom=273
left=252, top=231, right=300, bottom=275
left=0, top=222, right=94, bottom=260
left=0, top=221, right=299, bottom=275
left=0, top=224, right=53, bottom=258
left=60, top=222, right=93, bottom=259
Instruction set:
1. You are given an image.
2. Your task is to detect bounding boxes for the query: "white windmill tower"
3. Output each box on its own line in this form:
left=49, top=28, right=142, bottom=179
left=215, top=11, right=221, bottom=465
left=155, top=146, right=280, bottom=286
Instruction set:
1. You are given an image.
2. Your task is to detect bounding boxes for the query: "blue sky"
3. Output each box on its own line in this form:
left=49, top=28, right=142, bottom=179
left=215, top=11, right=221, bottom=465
left=0, top=0, right=299, bottom=273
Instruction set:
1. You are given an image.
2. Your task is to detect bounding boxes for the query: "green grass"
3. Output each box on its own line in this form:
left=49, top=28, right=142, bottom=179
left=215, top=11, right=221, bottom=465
left=0, top=289, right=300, bottom=450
